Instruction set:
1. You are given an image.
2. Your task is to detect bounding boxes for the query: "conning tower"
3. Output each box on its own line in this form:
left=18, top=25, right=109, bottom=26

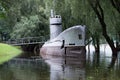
left=50, top=10, right=62, bottom=40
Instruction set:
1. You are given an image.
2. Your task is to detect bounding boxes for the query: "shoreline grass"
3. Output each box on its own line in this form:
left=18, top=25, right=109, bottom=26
left=0, top=43, right=22, bottom=64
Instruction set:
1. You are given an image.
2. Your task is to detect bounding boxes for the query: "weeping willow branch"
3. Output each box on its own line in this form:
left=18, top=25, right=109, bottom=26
left=88, top=0, right=118, bottom=57
left=110, top=0, right=120, bottom=13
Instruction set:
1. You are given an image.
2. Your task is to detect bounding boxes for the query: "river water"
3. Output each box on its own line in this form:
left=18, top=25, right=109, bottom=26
left=0, top=44, right=120, bottom=80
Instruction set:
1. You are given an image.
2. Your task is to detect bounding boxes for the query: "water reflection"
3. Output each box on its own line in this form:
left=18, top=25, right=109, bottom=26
left=0, top=47, right=120, bottom=80
left=43, top=54, right=86, bottom=80
left=86, top=50, right=120, bottom=80
left=0, top=58, right=50, bottom=80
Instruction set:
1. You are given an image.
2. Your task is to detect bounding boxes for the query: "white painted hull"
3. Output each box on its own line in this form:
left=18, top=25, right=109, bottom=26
left=40, top=46, right=86, bottom=58
left=40, top=25, right=86, bottom=57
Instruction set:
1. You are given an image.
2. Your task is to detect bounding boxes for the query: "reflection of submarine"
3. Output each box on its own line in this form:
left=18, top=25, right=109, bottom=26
left=44, top=55, right=86, bottom=80
left=40, top=10, right=86, bottom=56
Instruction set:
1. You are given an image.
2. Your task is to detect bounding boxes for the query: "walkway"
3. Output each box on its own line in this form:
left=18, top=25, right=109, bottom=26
left=5, top=36, right=48, bottom=46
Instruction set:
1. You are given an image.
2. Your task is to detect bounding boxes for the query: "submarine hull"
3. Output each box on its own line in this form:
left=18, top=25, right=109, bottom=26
left=40, top=46, right=86, bottom=59
left=40, top=25, right=86, bottom=58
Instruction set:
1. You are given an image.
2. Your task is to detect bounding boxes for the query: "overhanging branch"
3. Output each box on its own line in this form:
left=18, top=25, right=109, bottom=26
left=110, top=0, right=120, bottom=13
left=88, top=0, right=117, bottom=54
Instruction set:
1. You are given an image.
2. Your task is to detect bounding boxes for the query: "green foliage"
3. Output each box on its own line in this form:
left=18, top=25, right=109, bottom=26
left=0, top=43, right=22, bottom=64
left=11, top=15, right=48, bottom=38
left=11, top=15, right=38, bottom=38
left=0, top=0, right=119, bottom=45
left=0, top=0, right=49, bottom=40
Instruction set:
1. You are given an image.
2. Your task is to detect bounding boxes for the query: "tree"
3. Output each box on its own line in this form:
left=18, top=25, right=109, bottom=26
left=12, top=0, right=48, bottom=38
left=88, top=0, right=119, bottom=58
left=110, top=0, right=120, bottom=13
left=0, top=0, right=49, bottom=39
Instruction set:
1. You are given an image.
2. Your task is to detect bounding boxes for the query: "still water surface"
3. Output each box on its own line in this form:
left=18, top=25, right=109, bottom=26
left=0, top=45, right=120, bottom=80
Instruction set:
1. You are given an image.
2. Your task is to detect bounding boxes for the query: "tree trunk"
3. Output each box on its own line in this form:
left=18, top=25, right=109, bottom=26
left=95, top=37, right=100, bottom=53
left=92, top=35, right=100, bottom=53
left=110, top=0, right=120, bottom=13
left=117, top=33, right=120, bottom=51
left=108, top=56, right=117, bottom=69
left=101, top=16, right=118, bottom=58
left=88, top=0, right=118, bottom=58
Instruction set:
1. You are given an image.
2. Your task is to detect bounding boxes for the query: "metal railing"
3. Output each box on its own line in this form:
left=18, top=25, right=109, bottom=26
left=4, top=36, right=49, bottom=45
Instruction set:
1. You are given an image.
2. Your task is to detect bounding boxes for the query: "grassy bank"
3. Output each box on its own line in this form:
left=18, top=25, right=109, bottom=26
left=0, top=43, right=22, bottom=64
